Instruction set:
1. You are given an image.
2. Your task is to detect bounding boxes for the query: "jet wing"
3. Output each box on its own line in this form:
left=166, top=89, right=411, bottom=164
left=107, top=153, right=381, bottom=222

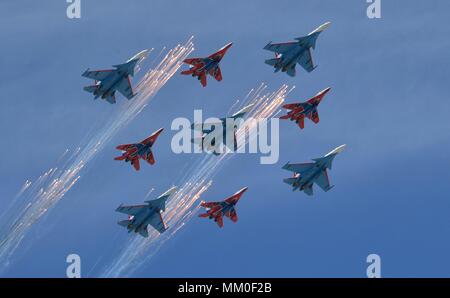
left=297, top=48, right=315, bottom=72
left=116, top=144, right=134, bottom=151
left=116, top=204, right=146, bottom=216
left=146, top=213, right=167, bottom=234
left=201, top=201, right=221, bottom=209
left=82, top=69, right=114, bottom=81
left=282, top=103, right=305, bottom=111
left=141, top=133, right=160, bottom=146
left=264, top=42, right=296, bottom=54
left=116, top=76, right=135, bottom=100
left=303, top=185, right=314, bottom=196
left=282, top=162, right=315, bottom=174
left=183, top=58, right=205, bottom=66
left=315, top=170, right=333, bottom=192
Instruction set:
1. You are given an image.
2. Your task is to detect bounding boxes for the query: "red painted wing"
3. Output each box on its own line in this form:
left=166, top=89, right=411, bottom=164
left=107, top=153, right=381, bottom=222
left=282, top=103, right=303, bottom=110
left=200, top=201, right=220, bottom=209
left=183, top=58, right=204, bottom=66
left=141, top=135, right=157, bottom=146
left=225, top=194, right=241, bottom=205
left=141, top=129, right=163, bottom=146
left=116, top=144, right=133, bottom=151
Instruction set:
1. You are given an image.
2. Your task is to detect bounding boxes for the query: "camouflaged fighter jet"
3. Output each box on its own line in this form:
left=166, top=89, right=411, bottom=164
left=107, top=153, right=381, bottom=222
left=82, top=49, right=149, bottom=104
left=181, top=43, right=232, bottom=87
left=280, top=87, right=331, bottom=129
left=116, top=186, right=176, bottom=237
left=282, top=144, right=345, bottom=196
left=263, top=22, right=330, bottom=77
left=190, top=104, right=254, bottom=155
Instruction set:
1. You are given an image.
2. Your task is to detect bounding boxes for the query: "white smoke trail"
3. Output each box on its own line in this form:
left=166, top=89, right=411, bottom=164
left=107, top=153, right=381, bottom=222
left=101, top=84, right=291, bottom=277
left=0, top=38, right=195, bottom=273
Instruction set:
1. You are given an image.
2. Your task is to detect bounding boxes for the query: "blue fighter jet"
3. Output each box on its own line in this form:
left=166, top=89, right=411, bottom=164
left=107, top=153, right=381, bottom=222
left=263, top=22, right=330, bottom=77
left=191, top=104, right=254, bottom=155
left=82, top=49, right=149, bottom=104
left=282, top=144, right=345, bottom=196
left=116, top=186, right=177, bottom=237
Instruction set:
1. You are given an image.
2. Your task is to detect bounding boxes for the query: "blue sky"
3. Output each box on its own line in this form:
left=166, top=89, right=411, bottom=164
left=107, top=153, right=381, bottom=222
left=1, top=0, right=450, bottom=277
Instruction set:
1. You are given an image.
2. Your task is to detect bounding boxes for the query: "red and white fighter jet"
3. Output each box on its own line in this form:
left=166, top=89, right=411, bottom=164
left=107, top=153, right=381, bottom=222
left=181, top=43, right=233, bottom=87
left=199, top=187, right=248, bottom=228
left=280, top=87, right=331, bottom=130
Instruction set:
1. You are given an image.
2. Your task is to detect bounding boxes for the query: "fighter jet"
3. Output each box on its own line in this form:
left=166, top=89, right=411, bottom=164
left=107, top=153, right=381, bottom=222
left=280, top=87, right=331, bottom=129
left=191, top=104, right=254, bottom=155
left=282, top=144, right=346, bottom=196
left=116, top=186, right=176, bottom=237
left=181, top=43, right=232, bottom=87
left=263, top=22, right=330, bottom=77
left=82, top=49, right=149, bottom=104
left=199, top=187, right=248, bottom=228
left=114, top=128, right=163, bottom=171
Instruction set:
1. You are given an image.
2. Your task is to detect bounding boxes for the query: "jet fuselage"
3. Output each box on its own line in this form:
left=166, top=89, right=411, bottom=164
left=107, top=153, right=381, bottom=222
left=127, top=207, right=158, bottom=233
left=124, top=143, right=152, bottom=162
left=293, top=154, right=336, bottom=190
left=95, top=70, right=128, bottom=99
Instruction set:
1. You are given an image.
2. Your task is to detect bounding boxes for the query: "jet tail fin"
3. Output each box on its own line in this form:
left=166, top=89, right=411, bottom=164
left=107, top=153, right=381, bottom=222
left=118, top=219, right=131, bottom=228
left=283, top=177, right=297, bottom=186
left=286, top=65, right=296, bottom=77
left=138, top=227, right=149, bottom=237
left=83, top=85, right=98, bottom=94
left=303, top=185, right=314, bottom=196
left=265, top=57, right=280, bottom=67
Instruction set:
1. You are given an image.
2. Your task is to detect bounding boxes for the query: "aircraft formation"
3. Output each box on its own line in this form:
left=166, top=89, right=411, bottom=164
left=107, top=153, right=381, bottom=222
left=82, top=22, right=346, bottom=236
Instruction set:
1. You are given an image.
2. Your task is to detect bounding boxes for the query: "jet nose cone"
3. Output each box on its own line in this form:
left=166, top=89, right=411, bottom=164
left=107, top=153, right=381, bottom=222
left=151, top=127, right=164, bottom=139
left=219, top=42, right=233, bottom=53
left=154, top=127, right=164, bottom=135
left=309, top=21, right=331, bottom=35
left=127, top=49, right=150, bottom=63
left=326, top=144, right=346, bottom=157
left=321, top=87, right=331, bottom=95
left=316, top=21, right=331, bottom=33
left=238, top=187, right=249, bottom=194
left=316, top=87, right=331, bottom=99
left=335, top=144, right=346, bottom=153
